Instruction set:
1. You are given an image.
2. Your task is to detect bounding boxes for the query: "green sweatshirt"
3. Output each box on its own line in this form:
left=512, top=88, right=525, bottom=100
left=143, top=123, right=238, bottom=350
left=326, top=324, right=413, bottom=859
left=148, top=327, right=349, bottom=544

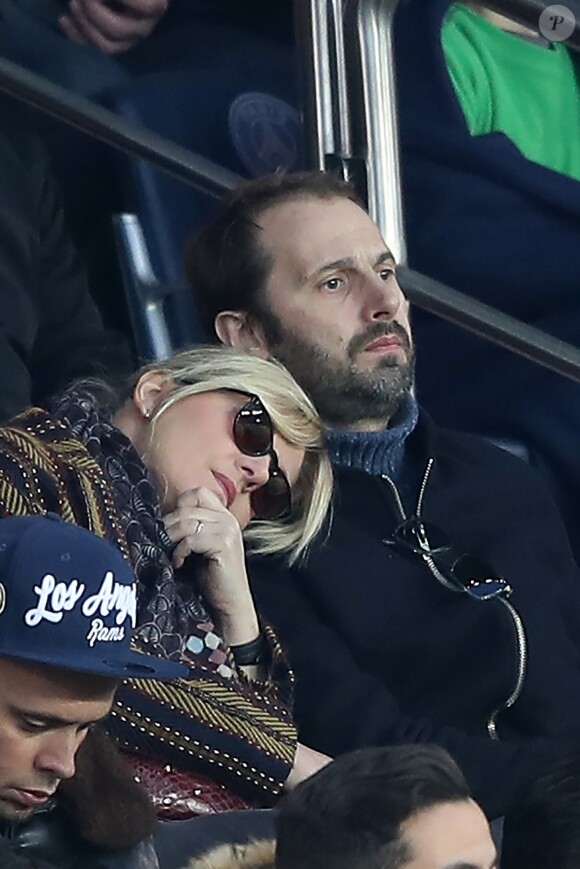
left=442, top=3, right=580, bottom=180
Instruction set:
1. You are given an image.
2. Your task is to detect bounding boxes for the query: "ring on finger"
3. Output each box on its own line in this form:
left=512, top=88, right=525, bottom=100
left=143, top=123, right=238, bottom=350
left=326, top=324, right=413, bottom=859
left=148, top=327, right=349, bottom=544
left=195, top=520, right=204, bottom=535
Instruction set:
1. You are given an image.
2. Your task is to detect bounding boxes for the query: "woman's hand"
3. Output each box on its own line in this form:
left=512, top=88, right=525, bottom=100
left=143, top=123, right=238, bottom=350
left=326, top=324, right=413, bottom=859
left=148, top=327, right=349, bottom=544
left=163, top=488, right=260, bottom=646
left=285, top=743, right=333, bottom=790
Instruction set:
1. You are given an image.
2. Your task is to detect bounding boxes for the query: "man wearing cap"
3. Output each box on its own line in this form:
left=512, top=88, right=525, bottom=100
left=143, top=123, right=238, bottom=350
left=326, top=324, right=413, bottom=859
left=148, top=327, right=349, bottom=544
left=0, top=512, right=185, bottom=868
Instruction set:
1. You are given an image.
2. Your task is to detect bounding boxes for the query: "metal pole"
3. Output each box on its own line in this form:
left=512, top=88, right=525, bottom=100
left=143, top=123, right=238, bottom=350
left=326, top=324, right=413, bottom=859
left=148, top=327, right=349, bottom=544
left=347, top=0, right=406, bottom=262
left=328, top=0, right=353, bottom=159
left=294, top=0, right=335, bottom=169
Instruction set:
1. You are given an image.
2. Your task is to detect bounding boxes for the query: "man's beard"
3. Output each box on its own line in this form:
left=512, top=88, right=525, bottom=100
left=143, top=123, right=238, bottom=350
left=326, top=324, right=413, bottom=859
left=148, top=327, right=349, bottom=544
left=256, top=309, right=415, bottom=428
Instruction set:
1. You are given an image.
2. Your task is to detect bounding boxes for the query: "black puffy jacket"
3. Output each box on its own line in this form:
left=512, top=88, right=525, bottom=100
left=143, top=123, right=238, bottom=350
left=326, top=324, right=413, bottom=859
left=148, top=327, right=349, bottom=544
left=0, top=803, right=158, bottom=869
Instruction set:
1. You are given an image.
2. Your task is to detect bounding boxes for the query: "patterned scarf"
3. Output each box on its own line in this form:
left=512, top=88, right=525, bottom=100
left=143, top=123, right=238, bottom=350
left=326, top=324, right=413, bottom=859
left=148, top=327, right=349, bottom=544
left=47, top=387, right=232, bottom=675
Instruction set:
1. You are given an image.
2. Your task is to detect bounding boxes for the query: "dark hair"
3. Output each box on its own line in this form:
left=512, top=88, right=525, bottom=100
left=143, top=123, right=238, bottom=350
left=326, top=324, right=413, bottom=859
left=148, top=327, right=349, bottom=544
left=502, top=756, right=580, bottom=869
left=275, top=745, right=471, bottom=869
left=185, top=170, right=361, bottom=337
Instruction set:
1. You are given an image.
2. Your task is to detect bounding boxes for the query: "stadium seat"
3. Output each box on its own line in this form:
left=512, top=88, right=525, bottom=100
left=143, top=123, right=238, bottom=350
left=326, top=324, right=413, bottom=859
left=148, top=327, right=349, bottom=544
left=113, top=212, right=189, bottom=361
left=104, top=48, right=301, bottom=350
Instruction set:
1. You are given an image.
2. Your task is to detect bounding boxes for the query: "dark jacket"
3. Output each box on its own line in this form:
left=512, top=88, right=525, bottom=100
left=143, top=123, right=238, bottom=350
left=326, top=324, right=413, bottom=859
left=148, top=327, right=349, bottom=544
left=249, top=413, right=580, bottom=819
left=0, top=728, right=158, bottom=869
left=0, top=803, right=158, bottom=869
left=394, top=0, right=580, bottom=557
left=0, top=98, right=131, bottom=420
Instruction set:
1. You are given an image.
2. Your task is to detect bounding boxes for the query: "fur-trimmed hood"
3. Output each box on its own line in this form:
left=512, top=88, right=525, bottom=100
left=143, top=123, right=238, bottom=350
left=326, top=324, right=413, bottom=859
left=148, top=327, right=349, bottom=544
left=59, top=726, right=156, bottom=851
left=183, top=840, right=276, bottom=869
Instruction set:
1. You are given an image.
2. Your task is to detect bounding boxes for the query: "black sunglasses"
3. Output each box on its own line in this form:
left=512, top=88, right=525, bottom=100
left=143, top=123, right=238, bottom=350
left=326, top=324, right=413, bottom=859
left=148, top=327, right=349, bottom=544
left=384, top=516, right=512, bottom=602
left=233, top=395, right=292, bottom=521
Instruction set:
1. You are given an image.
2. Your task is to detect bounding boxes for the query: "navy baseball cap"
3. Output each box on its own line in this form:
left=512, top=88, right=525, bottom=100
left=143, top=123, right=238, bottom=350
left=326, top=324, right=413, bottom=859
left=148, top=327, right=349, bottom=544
left=0, top=515, right=186, bottom=681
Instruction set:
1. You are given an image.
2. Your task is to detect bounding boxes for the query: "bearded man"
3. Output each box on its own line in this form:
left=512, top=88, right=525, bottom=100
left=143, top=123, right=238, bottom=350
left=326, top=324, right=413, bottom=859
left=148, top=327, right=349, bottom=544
left=187, top=171, right=580, bottom=821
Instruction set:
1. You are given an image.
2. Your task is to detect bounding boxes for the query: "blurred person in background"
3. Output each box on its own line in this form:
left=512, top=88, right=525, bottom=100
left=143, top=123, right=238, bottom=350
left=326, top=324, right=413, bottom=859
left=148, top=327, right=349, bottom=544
left=394, top=0, right=580, bottom=561
left=0, top=97, right=131, bottom=420
left=0, top=0, right=293, bottom=340
left=0, top=0, right=291, bottom=90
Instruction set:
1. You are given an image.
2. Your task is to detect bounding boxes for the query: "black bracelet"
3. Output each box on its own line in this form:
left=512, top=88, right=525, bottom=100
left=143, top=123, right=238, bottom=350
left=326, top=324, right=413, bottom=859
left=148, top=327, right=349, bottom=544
left=230, top=634, right=267, bottom=666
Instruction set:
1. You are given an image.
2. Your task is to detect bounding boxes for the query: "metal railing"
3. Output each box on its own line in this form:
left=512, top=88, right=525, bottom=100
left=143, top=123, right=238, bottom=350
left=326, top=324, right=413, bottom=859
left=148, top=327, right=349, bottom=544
left=0, top=24, right=579, bottom=380
left=0, top=56, right=241, bottom=198
left=399, top=268, right=580, bottom=383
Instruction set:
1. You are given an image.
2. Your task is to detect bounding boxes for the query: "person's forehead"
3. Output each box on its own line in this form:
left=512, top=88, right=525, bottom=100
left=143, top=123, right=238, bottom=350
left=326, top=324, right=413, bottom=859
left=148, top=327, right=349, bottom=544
left=403, top=800, right=496, bottom=868
left=257, top=196, right=389, bottom=272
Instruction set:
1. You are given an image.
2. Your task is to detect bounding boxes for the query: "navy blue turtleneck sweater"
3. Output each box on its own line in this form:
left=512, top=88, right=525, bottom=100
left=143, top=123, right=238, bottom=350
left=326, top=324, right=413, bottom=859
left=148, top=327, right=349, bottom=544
left=325, top=393, right=419, bottom=480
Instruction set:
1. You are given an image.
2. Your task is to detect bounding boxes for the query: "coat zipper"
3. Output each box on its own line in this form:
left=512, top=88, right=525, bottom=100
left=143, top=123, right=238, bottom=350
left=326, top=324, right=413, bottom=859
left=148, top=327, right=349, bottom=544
left=380, top=459, right=528, bottom=739
left=485, top=597, right=528, bottom=739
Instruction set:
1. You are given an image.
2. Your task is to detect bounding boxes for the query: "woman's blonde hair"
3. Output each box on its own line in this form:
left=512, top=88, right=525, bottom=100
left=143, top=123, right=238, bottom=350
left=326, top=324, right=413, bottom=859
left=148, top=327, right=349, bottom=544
left=129, top=345, right=333, bottom=564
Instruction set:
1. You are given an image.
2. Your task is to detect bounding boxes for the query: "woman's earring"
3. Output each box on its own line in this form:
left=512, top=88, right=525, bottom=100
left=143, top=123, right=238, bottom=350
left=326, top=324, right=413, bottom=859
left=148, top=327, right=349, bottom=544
left=143, top=408, right=152, bottom=421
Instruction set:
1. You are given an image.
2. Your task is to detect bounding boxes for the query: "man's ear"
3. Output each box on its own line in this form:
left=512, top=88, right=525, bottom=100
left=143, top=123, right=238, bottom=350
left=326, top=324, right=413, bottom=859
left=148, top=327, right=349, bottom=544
left=215, top=310, right=270, bottom=358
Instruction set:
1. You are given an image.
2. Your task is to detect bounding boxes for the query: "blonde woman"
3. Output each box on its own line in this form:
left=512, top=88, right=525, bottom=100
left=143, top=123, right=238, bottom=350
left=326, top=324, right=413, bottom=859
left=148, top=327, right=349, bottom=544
left=0, top=346, right=333, bottom=807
